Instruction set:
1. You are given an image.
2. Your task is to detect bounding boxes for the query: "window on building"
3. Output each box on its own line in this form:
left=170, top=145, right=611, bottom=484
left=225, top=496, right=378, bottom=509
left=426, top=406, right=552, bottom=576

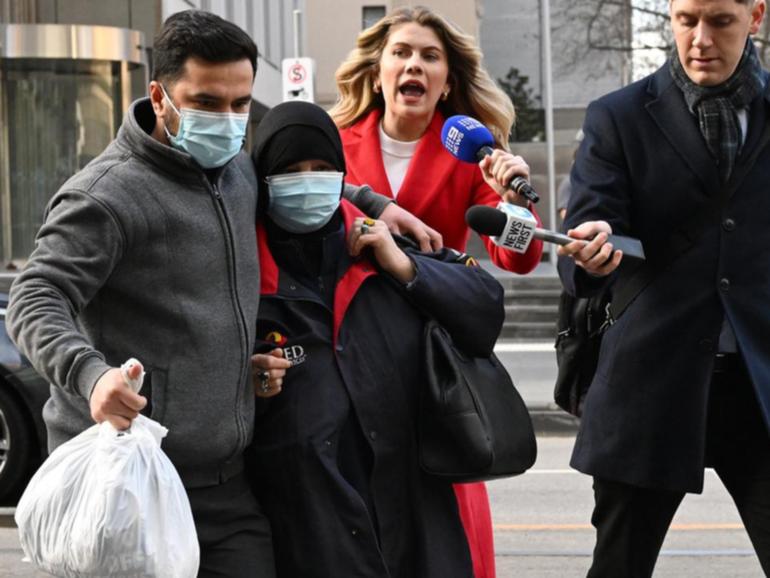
left=362, top=6, right=385, bottom=30
left=263, top=1, right=271, bottom=62
left=278, top=1, right=286, bottom=61
left=245, top=1, right=255, bottom=37
left=0, top=58, right=145, bottom=265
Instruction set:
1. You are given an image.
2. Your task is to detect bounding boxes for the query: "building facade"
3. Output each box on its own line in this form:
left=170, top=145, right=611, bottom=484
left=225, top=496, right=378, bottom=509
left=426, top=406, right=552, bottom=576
left=480, top=0, right=628, bottom=143
left=0, top=0, right=296, bottom=268
left=304, top=0, right=481, bottom=109
left=1, top=0, right=634, bottom=267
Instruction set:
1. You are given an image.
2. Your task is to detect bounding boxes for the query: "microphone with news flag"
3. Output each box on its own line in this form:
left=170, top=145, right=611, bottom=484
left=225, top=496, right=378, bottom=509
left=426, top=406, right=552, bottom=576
left=465, top=204, right=646, bottom=260
left=441, top=115, right=540, bottom=204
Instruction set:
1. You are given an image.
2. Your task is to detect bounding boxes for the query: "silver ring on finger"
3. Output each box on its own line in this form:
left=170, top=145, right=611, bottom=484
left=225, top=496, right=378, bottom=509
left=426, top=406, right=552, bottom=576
left=361, top=224, right=370, bottom=235
left=258, top=370, right=270, bottom=393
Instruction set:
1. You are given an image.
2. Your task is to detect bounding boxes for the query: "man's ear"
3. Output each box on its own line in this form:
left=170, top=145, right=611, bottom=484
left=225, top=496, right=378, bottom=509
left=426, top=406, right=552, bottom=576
left=749, top=0, right=766, bottom=35
left=148, top=81, right=166, bottom=117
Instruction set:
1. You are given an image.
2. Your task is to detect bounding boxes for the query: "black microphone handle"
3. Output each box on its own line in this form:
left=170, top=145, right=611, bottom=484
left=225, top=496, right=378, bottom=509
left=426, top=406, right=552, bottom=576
left=534, top=228, right=646, bottom=260
left=475, top=146, right=540, bottom=204
left=534, top=228, right=573, bottom=245
left=510, top=177, right=540, bottom=204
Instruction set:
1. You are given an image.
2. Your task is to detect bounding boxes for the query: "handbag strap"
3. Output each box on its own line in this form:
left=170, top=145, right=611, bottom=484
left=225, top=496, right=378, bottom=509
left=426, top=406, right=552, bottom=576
left=607, top=114, right=770, bottom=325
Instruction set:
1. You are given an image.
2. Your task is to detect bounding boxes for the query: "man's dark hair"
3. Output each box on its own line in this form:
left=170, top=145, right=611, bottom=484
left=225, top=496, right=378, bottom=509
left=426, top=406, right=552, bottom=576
left=152, top=10, right=258, bottom=83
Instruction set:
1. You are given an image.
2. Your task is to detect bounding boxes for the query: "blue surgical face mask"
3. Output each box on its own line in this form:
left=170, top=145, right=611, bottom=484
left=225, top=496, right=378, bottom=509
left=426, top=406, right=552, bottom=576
left=161, top=85, right=249, bottom=169
left=266, top=172, right=344, bottom=233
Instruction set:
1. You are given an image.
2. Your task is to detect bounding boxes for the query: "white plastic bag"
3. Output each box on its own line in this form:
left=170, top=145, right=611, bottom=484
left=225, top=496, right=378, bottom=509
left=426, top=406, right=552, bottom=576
left=15, top=359, right=199, bottom=578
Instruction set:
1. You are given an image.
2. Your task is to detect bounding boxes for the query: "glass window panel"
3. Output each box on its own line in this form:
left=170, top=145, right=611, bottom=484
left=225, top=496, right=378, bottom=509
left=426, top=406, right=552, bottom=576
left=0, top=58, right=143, bottom=266
left=362, top=6, right=386, bottom=30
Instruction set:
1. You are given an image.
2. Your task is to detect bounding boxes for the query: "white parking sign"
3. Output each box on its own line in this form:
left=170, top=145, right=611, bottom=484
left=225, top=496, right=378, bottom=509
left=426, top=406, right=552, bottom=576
left=282, top=57, right=315, bottom=103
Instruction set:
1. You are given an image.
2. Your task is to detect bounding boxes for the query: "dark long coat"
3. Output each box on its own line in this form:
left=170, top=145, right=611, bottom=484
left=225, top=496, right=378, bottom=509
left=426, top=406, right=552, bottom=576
left=249, top=201, right=504, bottom=577
left=559, top=65, right=770, bottom=493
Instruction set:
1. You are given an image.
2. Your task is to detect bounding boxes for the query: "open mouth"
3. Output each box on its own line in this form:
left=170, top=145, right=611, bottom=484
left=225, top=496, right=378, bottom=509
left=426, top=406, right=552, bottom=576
left=399, top=80, right=426, bottom=97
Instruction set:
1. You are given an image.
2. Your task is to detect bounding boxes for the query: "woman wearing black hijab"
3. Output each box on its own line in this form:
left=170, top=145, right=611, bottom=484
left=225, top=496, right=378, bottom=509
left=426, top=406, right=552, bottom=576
left=248, top=101, right=504, bottom=578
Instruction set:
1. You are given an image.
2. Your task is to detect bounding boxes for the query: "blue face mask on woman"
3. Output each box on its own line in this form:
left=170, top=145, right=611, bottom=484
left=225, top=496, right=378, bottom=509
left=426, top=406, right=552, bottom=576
left=266, top=172, right=344, bottom=233
left=161, top=85, right=249, bottom=169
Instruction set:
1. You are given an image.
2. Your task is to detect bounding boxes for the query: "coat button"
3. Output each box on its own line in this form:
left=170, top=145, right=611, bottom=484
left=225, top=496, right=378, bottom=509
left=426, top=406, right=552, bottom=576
left=699, top=338, right=713, bottom=352
left=335, top=344, right=344, bottom=352
left=351, top=528, right=359, bottom=536
left=369, top=431, right=378, bottom=441
left=719, top=278, right=730, bottom=292
left=722, top=218, right=736, bottom=231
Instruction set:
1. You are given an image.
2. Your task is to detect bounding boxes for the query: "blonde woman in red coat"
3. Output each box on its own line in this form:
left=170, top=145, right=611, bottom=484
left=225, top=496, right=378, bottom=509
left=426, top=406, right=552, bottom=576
left=330, top=7, right=544, bottom=577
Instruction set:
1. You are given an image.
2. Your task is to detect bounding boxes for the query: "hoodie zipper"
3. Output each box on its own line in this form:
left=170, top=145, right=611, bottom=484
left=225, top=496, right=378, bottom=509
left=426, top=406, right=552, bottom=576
left=208, top=180, right=250, bottom=461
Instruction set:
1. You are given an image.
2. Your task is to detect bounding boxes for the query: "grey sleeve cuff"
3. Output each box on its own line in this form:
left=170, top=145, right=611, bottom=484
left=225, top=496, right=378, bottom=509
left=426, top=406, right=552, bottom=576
left=342, top=183, right=393, bottom=218
left=71, top=354, right=113, bottom=401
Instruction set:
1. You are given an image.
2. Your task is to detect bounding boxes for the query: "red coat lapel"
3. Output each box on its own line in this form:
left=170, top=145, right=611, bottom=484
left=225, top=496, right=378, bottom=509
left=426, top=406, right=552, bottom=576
left=395, top=110, right=457, bottom=208
left=340, top=109, right=394, bottom=198
left=340, top=109, right=459, bottom=210
left=256, top=222, right=279, bottom=295
left=257, top=203, right=378, bottom=346
left=333, top=201, right=378, bottom=346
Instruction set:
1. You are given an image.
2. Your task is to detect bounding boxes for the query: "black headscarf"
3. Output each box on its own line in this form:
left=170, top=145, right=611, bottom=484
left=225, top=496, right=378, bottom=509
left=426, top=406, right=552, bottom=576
left=251, top=101, right=346, bottom=212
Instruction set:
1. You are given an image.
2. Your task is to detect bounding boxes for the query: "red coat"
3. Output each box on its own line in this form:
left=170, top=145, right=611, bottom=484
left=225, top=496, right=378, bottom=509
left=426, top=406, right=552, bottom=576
left=340, top=108, right=544, bottom=273
left=341, top=108, right=541, bottom=578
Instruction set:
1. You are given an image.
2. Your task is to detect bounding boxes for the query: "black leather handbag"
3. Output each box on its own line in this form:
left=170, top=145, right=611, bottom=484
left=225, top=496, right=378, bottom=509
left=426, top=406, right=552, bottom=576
left=418, top=320, right=537, bottom=483
left=554, top=288, right=612, bottom=417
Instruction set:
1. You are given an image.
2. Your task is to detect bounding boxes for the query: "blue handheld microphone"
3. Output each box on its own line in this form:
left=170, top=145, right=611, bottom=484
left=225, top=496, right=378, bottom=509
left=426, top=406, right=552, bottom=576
left=441, top=115, right=540, bottom=204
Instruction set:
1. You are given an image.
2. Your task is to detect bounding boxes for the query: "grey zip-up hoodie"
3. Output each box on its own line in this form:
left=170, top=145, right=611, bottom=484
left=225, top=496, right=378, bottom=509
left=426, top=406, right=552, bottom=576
left=7, top=98, right=261, bottom=487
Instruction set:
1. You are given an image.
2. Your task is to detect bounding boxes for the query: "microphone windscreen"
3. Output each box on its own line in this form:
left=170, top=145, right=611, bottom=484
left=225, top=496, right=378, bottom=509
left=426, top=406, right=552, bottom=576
left=441, top=115, right=495, bottom=163
left=465, top=205, right=507, bottom=237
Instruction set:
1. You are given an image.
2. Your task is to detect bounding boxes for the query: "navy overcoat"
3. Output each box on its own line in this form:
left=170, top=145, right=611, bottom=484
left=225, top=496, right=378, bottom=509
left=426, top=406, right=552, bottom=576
left=559, top=64, right=770, bottom=493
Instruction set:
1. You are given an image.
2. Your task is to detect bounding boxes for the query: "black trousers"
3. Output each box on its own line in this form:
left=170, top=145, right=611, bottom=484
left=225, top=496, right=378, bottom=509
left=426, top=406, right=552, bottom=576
left=187, top=473, right=275, bottom=578
left=587, top=357, right=770, bottom=578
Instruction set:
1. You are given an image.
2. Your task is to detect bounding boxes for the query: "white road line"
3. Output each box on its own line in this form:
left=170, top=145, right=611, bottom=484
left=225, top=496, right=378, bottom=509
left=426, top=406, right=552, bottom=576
left=524, top=469, right=579, bottom=475
left=496, top=549, right=755, bottom=558
left=495, top=523, right=744, bottom=531
left=494, top=343, right=554, bottom=353
left=523, top=468, right=720, bottom=476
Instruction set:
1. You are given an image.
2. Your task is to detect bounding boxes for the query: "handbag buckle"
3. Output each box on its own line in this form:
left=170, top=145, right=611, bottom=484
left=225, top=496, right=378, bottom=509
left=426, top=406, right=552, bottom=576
left=598, top=301, right=614, bottom=333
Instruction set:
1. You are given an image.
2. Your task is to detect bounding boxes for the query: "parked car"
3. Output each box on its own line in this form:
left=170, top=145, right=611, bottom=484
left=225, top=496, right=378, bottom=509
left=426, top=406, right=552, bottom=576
left=0, top=284, right=49, bottom=504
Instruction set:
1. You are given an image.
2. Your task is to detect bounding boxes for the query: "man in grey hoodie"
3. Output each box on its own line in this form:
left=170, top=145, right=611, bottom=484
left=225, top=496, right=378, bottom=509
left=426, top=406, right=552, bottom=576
left=6, top=10, right=437, bottom=578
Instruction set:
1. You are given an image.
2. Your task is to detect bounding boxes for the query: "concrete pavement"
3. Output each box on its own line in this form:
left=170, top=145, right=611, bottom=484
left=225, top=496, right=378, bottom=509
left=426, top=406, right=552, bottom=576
left=1, top=435, right=762, bottom=577
left=488, top=323, right=761, bottom=576
left=483, top=257, right=580, bottom=431
left=493, top=340, right=580, bottom=433
left=489, top=436, right=761, bottom=577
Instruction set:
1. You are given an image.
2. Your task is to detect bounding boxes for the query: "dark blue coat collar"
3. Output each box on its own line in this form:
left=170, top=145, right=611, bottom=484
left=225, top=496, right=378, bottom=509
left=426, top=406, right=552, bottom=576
left=644, top=64, right=770, bottom=196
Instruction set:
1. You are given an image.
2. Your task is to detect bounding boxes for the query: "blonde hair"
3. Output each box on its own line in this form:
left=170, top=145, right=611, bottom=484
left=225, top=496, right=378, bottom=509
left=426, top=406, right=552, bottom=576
left=330, top=6, right=515, bottom=150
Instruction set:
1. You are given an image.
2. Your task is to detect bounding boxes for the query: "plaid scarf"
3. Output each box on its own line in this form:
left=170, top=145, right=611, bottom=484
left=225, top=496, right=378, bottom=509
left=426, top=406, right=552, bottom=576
left=669, top=39, right=764, bottom=182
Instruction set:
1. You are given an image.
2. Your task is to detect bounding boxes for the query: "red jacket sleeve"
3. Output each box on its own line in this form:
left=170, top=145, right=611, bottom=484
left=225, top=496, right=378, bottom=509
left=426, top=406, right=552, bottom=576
left=470, top=168, right=544, bottom=273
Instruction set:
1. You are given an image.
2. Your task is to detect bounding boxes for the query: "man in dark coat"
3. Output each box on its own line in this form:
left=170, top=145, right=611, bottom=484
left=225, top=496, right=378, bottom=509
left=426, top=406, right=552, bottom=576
left=558, top=1, right=770, bottom=576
